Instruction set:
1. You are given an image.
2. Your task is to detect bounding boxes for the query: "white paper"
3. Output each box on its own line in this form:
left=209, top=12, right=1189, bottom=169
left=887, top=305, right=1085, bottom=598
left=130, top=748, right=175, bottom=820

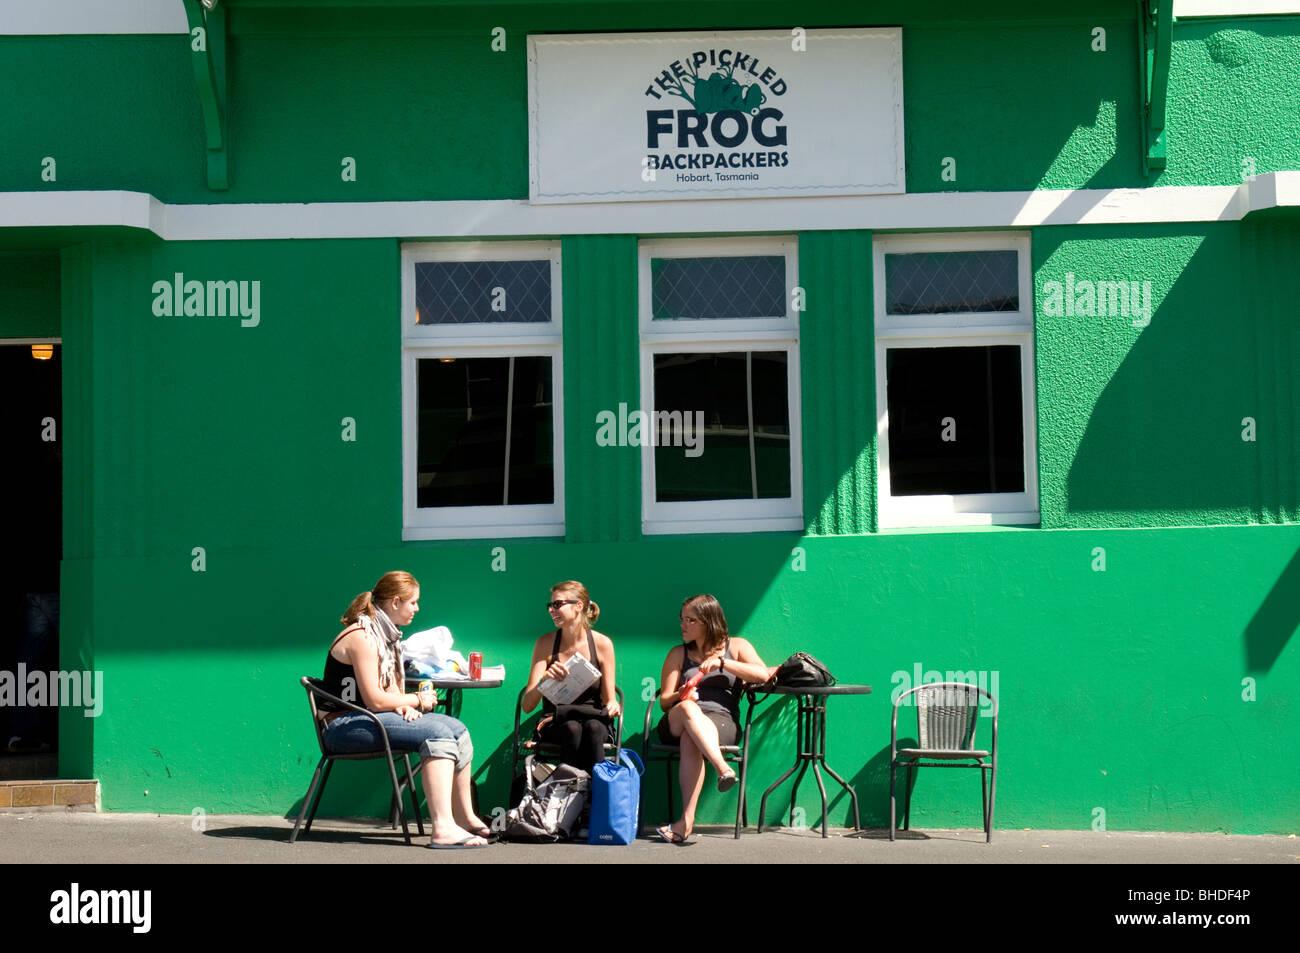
left=538, top=652, right=600, bottom=705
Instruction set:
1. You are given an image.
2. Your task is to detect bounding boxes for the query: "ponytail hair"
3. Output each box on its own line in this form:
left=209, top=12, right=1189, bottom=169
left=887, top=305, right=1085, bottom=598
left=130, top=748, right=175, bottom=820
left=342, top=571, right=420, bottom=625
left=551, top=580, right=599, bottom=628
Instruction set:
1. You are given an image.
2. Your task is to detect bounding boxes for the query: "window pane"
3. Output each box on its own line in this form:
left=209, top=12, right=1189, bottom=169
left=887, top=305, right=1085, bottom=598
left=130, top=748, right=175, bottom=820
left=415, top=260, right=551, bottom=324
left=416, top=357, right=553, bottom=506
left=651, top=256, right=785, bottom=320
left=885, top=250, right=1018, bottom=314
left=653, top=351, right=790, bottom=502
left=886, top=346, right=1024, bottom=495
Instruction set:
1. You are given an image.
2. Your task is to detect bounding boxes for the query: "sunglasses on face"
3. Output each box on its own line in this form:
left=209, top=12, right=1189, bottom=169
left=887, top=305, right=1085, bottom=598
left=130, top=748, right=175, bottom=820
left=546, top=599, right=581, bottom=611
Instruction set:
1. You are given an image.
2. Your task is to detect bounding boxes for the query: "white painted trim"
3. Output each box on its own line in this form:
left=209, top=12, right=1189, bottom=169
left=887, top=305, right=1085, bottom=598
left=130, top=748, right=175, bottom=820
left=638, top=236, right=798, bottom=335
left=873, top=231, right=1033, bottom=331
left=638, top=236, right=803, bottom=535
left=1175, top=1, right=1300, bottom=17
left=874, top=232, right=1039, bottom=530
left=0, top=338, right=61, bottom=346
left=2, top=176, right=1297, bottom=241
left=400, top=241, right=565, bottom=540
left=0, top=0, right=188, bottom=35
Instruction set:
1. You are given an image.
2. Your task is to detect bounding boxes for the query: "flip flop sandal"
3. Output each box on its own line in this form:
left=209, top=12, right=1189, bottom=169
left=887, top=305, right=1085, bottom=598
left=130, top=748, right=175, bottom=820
left=655, top=824, right=689, bottom=845
left=427, top=836, right=488, bottom=849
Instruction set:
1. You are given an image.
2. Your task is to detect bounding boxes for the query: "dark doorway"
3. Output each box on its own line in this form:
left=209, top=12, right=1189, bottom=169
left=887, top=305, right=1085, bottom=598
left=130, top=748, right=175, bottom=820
left=0, top=343, right=61, bottom=774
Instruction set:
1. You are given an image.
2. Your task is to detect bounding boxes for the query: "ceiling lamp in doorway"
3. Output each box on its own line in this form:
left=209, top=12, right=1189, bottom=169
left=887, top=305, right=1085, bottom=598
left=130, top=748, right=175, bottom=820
left=31, top=345, right=53, bottom=360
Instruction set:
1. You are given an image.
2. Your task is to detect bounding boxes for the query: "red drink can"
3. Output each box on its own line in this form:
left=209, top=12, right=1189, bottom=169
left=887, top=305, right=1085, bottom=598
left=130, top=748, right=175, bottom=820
left=469, top=652, right=482, bottom=680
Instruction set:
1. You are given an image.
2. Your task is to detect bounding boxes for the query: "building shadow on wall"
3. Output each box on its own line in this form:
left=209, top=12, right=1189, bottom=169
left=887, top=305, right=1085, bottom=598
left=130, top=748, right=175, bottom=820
left=1244, top=545, right=1300, bottom=672
left=1052, top=224, right=1299, bottom=672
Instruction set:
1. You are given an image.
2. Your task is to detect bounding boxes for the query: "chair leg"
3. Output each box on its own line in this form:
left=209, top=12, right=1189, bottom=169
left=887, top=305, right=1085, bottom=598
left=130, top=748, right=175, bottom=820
left=888, top=760, right=896, bottom=841
left=304, top=759, right=335, bottom=835
left=666, top=758, right=676, bottom=821
left=980, top=767, right=989, bottom=842
left=290, top=757, right=329, bottom=844
left=903, top=763, right=915, bottom=831
left=402, top=755, right=426, bottom=838
left=382, top=753, right=412, bottom=846
left=986, top=763, right=997, bottom=844
left=733, top=752, right=748, bottom=839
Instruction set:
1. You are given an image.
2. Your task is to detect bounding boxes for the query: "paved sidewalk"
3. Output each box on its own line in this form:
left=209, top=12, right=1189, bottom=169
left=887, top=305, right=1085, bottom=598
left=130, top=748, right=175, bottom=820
left=1, top=812, right=1295, bottom=864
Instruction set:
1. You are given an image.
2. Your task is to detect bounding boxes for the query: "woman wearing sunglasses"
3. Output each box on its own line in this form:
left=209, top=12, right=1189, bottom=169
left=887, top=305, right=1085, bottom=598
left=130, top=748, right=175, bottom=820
left=654, top=594, right=769, bottom=844
left=520, top=581, right=621, bottom=771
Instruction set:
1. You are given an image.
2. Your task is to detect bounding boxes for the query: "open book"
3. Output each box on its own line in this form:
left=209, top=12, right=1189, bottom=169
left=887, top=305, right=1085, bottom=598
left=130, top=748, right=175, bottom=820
left=538, top=652, right=601, bottom=705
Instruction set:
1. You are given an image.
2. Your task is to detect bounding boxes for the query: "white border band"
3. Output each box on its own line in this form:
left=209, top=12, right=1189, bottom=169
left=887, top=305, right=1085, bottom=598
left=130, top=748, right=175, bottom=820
left=2, top=175, right=1298, bottom=241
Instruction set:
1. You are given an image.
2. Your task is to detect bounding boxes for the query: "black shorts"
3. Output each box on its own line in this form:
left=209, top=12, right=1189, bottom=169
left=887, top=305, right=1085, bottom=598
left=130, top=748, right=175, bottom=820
left=656, top=707, right=738, bottom=747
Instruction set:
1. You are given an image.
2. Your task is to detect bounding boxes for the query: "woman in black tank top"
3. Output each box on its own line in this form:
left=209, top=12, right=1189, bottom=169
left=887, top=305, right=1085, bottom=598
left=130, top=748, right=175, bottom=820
left=654, top=594, right=770, bottom=844
left=521, top=581, right=621, bottom=771
left=320, top=571, right=489, bottom=849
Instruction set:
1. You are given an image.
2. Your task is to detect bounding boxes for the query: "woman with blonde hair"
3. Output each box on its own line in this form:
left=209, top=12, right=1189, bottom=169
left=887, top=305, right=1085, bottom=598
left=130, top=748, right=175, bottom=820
left=654, top=594, right=769, bottom=844
left=520, top=581, right=620, bottom=771
left=319, top=571, right=489, bottom=849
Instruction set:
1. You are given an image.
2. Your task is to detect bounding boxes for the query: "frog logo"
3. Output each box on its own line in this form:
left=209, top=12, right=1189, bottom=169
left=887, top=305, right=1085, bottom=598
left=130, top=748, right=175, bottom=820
left=663, top=60, right=766, bottom=115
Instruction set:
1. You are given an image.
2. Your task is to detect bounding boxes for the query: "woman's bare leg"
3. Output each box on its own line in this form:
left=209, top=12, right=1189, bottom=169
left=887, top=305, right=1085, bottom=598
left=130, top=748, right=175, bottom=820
left=420, top=758, right=485, bottom=845
left=451, top=763, right=488, bottom=833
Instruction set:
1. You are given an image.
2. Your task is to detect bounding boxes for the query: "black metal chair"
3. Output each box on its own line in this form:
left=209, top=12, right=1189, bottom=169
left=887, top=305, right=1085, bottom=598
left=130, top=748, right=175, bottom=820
left=640, top=688, right=755, bottom=839
left=890, top=681, right=999, bottom=843
left=510, top=685, right=625, bottom=781
left=290, top=676, right=425, bottom=845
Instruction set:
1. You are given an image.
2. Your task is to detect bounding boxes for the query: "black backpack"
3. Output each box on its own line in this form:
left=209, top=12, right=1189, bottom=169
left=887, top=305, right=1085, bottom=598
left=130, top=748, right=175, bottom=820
left=770, top=652, right=837, bottom=688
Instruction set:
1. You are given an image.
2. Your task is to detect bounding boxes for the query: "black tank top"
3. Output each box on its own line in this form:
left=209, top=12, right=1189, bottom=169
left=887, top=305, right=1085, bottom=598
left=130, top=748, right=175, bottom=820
left=679, top=639, right=741, bottom=719
left=320, top=626, right=364, bottom=712
left=541, top=628, right=604, bottom=715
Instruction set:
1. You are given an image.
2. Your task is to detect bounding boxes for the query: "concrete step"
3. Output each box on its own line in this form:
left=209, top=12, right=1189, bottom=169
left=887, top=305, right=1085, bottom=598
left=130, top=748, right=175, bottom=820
left=0, top=779, right=98, bottom=812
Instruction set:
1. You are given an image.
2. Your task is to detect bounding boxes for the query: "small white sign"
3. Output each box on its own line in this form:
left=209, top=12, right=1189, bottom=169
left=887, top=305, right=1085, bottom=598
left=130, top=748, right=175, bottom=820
left=529, top=29, right=905, bottom=204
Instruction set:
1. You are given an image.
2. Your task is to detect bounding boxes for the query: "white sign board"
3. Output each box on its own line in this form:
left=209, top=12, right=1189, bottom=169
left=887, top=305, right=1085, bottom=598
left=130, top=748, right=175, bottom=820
left=528, top=29, right=905, bottom=204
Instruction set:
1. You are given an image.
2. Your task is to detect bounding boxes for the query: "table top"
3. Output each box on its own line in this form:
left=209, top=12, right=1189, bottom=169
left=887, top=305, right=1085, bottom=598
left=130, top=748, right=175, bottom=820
left=756, top=683, right=872, bottom=696
left=405, top=676, right=504, bottom=690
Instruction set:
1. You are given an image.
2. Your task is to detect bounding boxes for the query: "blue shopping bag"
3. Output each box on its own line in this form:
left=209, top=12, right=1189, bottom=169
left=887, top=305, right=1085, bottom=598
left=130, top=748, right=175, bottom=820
left=588, top=749, right=644, bottom=845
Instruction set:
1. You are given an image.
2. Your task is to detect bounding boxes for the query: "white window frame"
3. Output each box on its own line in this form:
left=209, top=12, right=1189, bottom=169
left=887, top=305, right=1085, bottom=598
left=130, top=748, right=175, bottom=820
left=401, top=241, right=565, bottom=540
left=873, top=232, right=1039, bottom=528
left=638, top=236, right=803, bottom=535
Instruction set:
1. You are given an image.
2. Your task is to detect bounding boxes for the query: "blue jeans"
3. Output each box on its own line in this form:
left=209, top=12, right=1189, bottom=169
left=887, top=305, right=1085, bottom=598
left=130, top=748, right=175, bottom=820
left=323, top=710, right=473, bottom=771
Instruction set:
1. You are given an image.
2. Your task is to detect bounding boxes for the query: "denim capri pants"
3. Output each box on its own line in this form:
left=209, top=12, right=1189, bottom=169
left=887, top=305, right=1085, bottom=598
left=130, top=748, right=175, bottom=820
left=323, top=710, right=473, bottom=770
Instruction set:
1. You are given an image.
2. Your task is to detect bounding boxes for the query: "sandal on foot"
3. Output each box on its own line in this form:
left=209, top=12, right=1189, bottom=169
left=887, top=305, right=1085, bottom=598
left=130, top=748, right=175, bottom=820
left=655, top=824, right=689, bottom=845
left=717, top=771, right=738, bottom=793
left=427, top=835, right=488, bottom=849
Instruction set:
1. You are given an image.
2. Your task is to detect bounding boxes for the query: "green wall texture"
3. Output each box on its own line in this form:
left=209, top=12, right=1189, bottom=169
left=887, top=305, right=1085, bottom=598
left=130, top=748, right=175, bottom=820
left=0, top=2, right=1297, bottom=833
left=1, top=3, right=1297, bottom=200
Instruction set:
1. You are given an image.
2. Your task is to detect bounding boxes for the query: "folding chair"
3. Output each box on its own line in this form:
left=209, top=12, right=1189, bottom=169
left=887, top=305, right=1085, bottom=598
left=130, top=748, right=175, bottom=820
left=290, top=676, right=425, bottom=845
left=890, top=681, right=998, bottom=843
left=640, top=688, right=754, bottom=839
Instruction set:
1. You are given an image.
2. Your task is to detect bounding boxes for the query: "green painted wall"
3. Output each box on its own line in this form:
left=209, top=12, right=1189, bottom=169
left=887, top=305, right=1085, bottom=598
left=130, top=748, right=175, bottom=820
left=3, top=1, right=1298, bottom=833
left=47, top=231, right=1299, bottom=832
left=82, top=528, right=1299, bottom=833
left=0, top=252, right=60, bottom=338
left=3, top=5, right=1297, bottom=201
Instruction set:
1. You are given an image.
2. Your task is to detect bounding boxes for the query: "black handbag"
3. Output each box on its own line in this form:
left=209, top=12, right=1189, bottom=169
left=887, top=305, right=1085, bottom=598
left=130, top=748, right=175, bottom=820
left=769, top=652, right=837, bottom=688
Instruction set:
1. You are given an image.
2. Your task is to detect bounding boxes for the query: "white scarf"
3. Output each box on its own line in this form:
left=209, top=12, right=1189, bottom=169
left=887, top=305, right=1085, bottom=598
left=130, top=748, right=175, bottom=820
left=359, top=606, right=404, bottom=693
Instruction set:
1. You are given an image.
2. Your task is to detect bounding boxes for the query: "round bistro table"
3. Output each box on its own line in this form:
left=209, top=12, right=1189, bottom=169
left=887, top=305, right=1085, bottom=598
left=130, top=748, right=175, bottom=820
left=755, top=683, right=872, bottom=838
